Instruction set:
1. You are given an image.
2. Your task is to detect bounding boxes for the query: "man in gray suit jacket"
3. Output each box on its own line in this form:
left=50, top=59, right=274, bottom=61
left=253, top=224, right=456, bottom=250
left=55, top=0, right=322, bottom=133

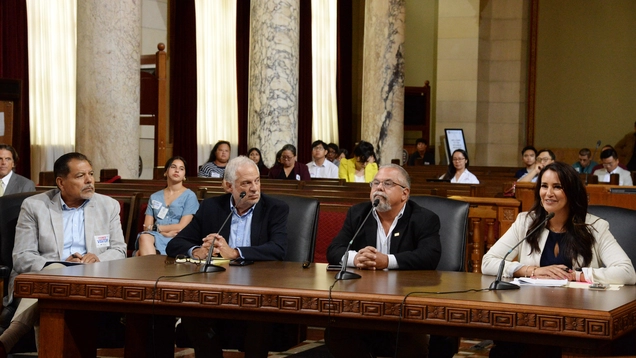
left=0, top=144, right=35, bottom=196
left=0, top=152, right=126, bottom=357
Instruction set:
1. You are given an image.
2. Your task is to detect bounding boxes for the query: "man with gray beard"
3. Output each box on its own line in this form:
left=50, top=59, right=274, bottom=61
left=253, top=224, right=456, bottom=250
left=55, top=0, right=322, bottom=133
left=325, top=164, right=441, bottom=357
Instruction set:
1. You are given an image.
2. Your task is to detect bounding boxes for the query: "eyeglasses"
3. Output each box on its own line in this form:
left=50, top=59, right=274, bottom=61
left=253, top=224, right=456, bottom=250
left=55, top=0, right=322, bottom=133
left=452, top=157, right=466, bottom=162
left=174, top=254, right=203, bottom=265
left=370, top=180, right=406, bottom=189
left=537, top=157, right=552, bottom=163
left=281, top=156, right=294, bottom=161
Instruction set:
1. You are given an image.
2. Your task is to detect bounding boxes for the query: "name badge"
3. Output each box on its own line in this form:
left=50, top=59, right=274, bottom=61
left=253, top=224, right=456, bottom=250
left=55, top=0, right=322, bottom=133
left=95, top=235, right=110, bottom=248
left=157, top=207, right=169, bottom=220
left=151, top=200, right=162, bottom=209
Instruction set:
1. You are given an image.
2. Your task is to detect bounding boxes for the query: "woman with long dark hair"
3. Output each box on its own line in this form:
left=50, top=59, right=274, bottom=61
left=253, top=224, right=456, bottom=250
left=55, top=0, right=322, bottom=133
left=247, top=147, right=269, bottom=176
left=199, top=140, right=231, bottom=178
left=483, top=162, right=635, bottom=283
left=338, top=140, right=378, bottom=183
left=440, top=149, right=479, bottom=183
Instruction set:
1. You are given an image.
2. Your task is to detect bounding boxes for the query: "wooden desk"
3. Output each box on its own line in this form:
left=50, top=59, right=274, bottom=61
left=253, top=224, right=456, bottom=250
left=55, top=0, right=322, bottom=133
left=14, top=256, right=636, bottom=357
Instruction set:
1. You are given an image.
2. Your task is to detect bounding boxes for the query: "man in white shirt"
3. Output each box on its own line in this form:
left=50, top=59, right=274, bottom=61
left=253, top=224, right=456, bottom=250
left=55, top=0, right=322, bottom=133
left=593, top=148, right=633, bottom=186
left=306, top=140, right=339, bottom=179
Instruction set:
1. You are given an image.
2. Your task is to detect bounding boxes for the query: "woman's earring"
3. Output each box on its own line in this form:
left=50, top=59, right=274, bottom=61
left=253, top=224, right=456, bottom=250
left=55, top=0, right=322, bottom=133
left=183, top=177, right=186, bottom=181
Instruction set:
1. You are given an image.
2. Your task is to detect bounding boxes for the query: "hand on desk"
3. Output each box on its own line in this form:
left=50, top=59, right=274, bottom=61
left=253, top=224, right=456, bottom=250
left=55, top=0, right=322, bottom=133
left=533, top=264, right=576, bottom=281
left=65, top=252, right=100, bottom=264
left=354, top=246, right=388, bottom=270
left=193, top=234, right=239, bottom=260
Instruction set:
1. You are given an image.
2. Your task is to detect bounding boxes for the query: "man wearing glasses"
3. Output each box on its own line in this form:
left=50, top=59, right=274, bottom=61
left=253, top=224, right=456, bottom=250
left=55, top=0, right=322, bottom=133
left=325, top=164, right=441, bottom=357
left=518, top=149, right=555, bottom=183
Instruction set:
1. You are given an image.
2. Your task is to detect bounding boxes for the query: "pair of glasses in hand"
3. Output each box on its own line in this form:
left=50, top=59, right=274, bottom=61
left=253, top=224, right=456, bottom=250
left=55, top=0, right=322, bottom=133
left=174, top=254, right=204, bottom=265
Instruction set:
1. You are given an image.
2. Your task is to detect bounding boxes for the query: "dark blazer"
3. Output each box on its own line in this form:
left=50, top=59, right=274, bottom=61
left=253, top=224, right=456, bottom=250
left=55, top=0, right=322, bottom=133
left=5, top=173, right=35, bottom=195
left=268, top=161, right=311, bottom=181
left=327, top=200, right=441, bottom=270
left=166, top=193, right=289, bottom=261
left=407, top=151, right=435, bottom=166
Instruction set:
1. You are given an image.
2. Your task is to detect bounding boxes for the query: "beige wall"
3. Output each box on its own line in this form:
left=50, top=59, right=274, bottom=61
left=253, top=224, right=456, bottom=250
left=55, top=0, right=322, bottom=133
left=535, top=1, right=636, bottom=151
left=141, top=0, right=168, bottom=55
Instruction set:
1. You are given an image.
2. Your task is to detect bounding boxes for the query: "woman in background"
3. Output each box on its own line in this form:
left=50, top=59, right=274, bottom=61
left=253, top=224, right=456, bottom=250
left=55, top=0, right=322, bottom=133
left=440, top=149, right=479, bottom=184
left=199, top=140, right=231, bottom=178
left=338, top=141, right=378, bottom=183
left=137, top=156, right=200, bottom=255
left=268, top=144, right=311, bottom=180
left=248, top=147, right=269, bottom=176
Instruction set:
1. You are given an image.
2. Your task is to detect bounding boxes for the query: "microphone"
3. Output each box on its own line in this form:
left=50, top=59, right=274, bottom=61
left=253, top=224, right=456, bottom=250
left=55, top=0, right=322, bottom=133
left=335, top=198, right=380, bottom=280
left=585, top=140, right=601, bottom=185
left=201, top=192, right=247, bottom=273
left=489, top=212, right=555, bottom=290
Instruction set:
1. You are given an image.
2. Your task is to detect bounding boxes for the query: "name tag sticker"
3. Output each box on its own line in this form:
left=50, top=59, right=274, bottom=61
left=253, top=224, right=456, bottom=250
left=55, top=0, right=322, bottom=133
left=151, top=200, right=162, bottom=209
left=95, top=235, right=110, bottom=248
left=157, top=207, right=169, bottom=220
left=394, top=232, right=400, bottom=237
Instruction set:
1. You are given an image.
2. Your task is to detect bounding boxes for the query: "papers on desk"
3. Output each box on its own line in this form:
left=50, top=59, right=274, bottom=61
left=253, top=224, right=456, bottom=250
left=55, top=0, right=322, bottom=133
left=513, top=277, right=568, bottom=287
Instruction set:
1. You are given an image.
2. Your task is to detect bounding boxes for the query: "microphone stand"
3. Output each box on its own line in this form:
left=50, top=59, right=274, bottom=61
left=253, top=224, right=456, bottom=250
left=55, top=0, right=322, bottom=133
left=335, top=199, right=380, bottom=280
left=489, top=212, right=555, bottom=290
left=201, top=192, right=247, bottom=273
left=585, top=140, right=601, bottom=185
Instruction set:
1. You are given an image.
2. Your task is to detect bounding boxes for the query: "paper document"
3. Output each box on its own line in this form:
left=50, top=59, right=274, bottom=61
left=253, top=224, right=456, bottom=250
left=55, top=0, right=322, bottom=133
left=514, top=277, right=568, bottom=287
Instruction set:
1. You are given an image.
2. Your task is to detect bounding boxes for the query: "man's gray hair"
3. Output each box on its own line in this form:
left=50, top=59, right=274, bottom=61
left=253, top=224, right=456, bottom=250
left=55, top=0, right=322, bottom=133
left=224, top=156, right=259, bottom=183
left=379, top=163, right=411, bottom=189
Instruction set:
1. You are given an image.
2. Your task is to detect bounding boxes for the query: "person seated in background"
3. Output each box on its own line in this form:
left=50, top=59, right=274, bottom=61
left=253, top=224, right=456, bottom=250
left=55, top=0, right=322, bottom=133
left=407, top=138, right=435, bottom=166
left=515, top=145, right=537, bottom=179
left=593, top=148, right=633, bottom=186
left=326, top=164, right=441, bottom=357
left=307, top=140, right=339, bottom=179
left=326, top=142, right=340, bottom=166
left=337, top=148, right=348, bottom=164
left=518, top=149, right=555, bottom=183
left=615, top=121, right=636, bottom=171
left=0, top=144, right=35, bottom=196
left=0, top=152, right=127, bottom=357
left=247, top=147, right=270, bottom=176
left=572, top=148, right=597, bottom=174
left=482, top=162, right=636, bottom=357
left=199, top=140, right=231, bottom=178
left=591, top=145, right=629, bottom=172
left=268, top=144, right=311, bottom=181
left=440, top=149, right=479, bottom=184
left=167, top=156, right=289, bottom=357
left=338, top=140, right=379, bottom=183
left=135, top=156, right=199, bottom=256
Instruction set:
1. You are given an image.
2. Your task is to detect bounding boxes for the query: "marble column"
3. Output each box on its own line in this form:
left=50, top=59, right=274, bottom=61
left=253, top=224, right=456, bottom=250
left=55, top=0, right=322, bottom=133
left=247, top=0, right=299, bottom=168
left=360, top=0, right=406, bottom=165
left=76, top=0, right=141, bottom=179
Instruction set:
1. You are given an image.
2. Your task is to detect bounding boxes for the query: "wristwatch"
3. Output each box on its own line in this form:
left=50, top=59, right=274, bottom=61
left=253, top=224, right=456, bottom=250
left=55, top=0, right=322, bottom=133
left=152, top=224, right=158, bottom=232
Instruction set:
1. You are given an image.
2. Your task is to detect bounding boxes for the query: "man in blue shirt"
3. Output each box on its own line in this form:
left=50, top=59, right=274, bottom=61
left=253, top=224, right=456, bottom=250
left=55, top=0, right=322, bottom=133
left=572, top=148, right=597, bottom=174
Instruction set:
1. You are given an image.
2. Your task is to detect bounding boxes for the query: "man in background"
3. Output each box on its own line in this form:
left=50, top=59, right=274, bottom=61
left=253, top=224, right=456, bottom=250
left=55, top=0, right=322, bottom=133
left=0, top=144, right=35, bottom=196
left=615, top=121, right=636, bottom=171
left=572, top=148, right=597, bottom=174
left=593, top=148, right=633, bottom=186
left=518, top=149, right=555, bottom=183
left=326, top=143, right=340, bottom=166
left=407, top=138, right=435, bottom=166
left=307, top=140, right=339, bottom=179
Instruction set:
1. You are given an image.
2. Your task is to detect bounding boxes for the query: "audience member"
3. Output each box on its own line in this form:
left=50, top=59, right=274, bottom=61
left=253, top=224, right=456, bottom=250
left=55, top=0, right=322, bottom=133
left=0, top=152, right=127, bottom=356
left=0, top=144, right=35, bottom=196
left=268, top=144, right=311, bottom=180
left=440, top=149, right=479, bottom=184
left=199, top=140, right=231, bottom=178
left=593, top=148, right=633, bottom=186
left=615, top=121, right=636, bottom=171
left=572, top=148, right=597, bottom=174
left=326, top=143, right=340, bottom=166
left=482, top=162, right=636, bottom=357
left=306, top=140, right=338, bottom=179
left=338, top=140, right=378, bottom=183
left=591, top=145, right=628, bottom=172
left=135, top=156, right=199, bottom=256
left=407, top=138, right=435, bottom=166
left=166, top=156, right=289, bottom=357
left=326, top=164, right=441, bottom=357
left=518, top=149, right=555, bottom=183
left=515, top=145, right=537, bottom=179
left=247, top=147, right=270, bottom=176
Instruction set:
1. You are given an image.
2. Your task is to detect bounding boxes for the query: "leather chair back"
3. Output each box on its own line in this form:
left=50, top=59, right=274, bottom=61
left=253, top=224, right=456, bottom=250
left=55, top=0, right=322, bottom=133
left=587, top=205, right=636, bottom=264
left=410, top=195, right=470, bottom=272
left=0, top=192, right=38, bottom=295
left=270, top=195, right=320, bottom=262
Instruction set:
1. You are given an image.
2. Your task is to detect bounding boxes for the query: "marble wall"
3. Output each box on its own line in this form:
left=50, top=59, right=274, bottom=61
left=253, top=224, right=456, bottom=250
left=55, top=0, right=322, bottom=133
left=76, top=0, right=141, bottom=178
left=247, top=0, right=300, bottom=167
left=360, top=0, right=406, bottom=165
